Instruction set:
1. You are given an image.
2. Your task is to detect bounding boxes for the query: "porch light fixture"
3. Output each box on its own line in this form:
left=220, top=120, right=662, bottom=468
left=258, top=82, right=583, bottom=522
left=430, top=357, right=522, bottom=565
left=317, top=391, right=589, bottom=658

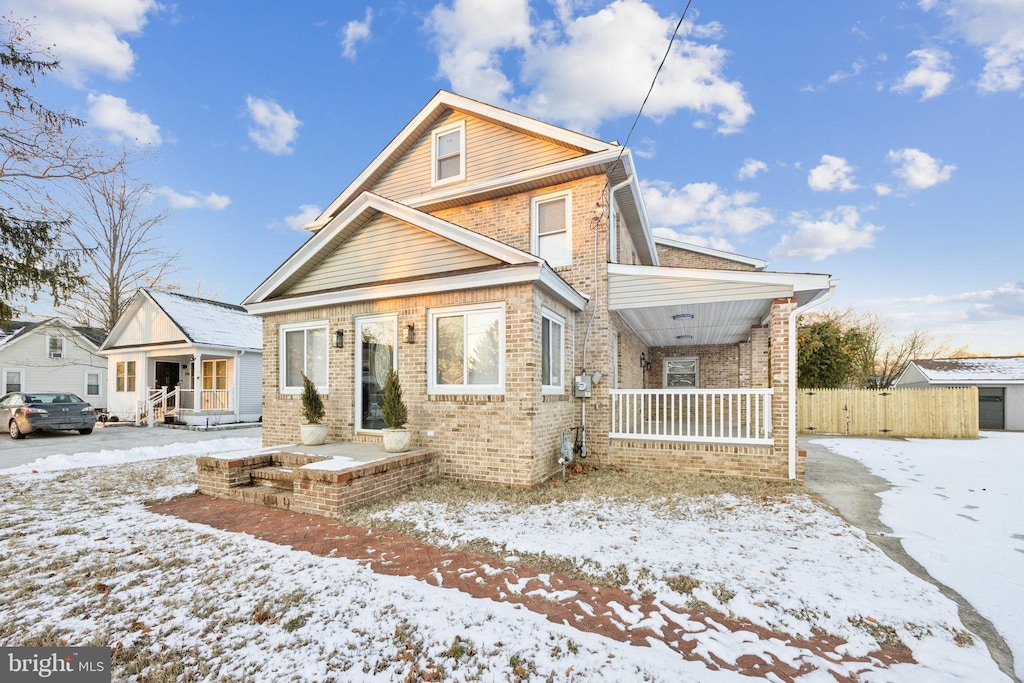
left=672, top=313, right=694, bottom=321
left=334, top=329, right=344, bottom=349
left=639, top=352, right=652, bottom=373
left=676, top=335, right=693, bottom=341
left=402, top=323, right=415, bottom=344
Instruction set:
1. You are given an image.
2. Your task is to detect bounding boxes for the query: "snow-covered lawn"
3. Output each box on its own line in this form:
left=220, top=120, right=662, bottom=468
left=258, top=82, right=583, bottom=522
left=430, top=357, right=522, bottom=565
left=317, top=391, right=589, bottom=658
left=0, top=439, right=1010, bottom=681
left=813, top=431, right=1024, bottom=681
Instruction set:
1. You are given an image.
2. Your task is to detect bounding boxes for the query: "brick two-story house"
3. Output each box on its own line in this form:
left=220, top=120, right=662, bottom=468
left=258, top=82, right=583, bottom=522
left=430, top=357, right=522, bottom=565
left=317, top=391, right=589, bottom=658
left=243, top=91, right=835, bottom=485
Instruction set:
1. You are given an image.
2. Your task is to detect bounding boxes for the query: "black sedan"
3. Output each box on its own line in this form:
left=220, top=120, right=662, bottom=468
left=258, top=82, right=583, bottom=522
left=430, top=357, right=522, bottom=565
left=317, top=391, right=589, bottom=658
left=1, top=392, right=97, bottom=439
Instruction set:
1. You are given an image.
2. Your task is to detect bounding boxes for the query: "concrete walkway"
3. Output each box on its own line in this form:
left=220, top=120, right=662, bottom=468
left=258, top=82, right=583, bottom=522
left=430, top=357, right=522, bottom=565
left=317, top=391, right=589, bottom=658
left=802, top=436, right=1018, bottom=682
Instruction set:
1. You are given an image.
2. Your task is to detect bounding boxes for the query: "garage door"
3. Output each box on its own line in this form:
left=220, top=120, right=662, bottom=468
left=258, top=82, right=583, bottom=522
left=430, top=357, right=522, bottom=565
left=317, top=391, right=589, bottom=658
left=978, top=387, right=1005, bottom=430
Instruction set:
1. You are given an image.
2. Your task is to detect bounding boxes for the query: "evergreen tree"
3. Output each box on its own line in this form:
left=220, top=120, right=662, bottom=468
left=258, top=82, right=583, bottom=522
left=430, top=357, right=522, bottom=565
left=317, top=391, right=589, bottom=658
left=300, top=373, right=325, bottom=424
left=381, top=369, right=408, bottom=429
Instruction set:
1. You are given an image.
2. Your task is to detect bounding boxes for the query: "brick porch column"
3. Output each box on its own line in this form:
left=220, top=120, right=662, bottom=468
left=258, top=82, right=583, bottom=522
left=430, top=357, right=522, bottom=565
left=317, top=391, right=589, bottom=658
left=749, top=324, right=770, bottom=388
left=769, top=298, right=798, bottom=479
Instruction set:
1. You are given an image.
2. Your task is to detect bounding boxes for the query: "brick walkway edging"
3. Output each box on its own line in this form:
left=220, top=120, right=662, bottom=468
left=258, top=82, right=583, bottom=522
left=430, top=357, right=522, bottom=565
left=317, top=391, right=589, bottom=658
left=150, top=495, right=913, bottom=682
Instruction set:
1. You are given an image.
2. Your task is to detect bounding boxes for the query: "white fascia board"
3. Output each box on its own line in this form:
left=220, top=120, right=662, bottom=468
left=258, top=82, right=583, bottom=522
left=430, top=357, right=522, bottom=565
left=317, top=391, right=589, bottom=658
left=406, top=149, right=623, bottom=213
left=306, top=91, right=615, bottom=231
left=246, top=264, right=587, bottom=316
left=608, top=263, right=833, bottom=292
left=98, top=340, right=191, bottom=356
left=538, top=265, right=589, bottom=312
left=244, top=193, right=540, bottom=307
left=621, top=153, right=659, bottom=267
left=653, top=235, right=767, bottom=270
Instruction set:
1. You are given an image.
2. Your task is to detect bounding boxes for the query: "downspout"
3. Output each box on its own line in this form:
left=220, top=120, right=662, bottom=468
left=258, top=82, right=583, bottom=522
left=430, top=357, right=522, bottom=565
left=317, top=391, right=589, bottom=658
left=787, top=282, right=837, bottom=478
left=579, top=175, right=633, bottom=460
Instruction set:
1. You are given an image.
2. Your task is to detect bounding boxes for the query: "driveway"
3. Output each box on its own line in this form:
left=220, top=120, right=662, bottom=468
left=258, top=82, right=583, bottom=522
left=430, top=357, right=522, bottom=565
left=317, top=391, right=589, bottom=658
left=0, top=424, right=262, bottom=471
left=803, top=435, right=1018, bottom=682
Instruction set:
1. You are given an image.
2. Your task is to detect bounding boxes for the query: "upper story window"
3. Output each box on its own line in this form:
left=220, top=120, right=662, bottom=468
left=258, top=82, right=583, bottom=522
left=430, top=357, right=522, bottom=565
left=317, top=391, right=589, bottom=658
left=531, top=190, right=572, bottom=267
left=47, top=334, right=64, bottom=359
left=431, top=120, right=466, bottom=186
left=428, top=303, right=504, bottom=395
left=279, top=321, right=328, bottom=394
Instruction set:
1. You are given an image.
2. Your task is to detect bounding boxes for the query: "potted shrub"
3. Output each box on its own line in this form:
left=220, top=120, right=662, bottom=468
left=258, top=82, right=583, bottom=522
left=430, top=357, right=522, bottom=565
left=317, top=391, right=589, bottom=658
left=380, top=368, right=411, bottom=453
left=299, top=373, right=327, bottom=446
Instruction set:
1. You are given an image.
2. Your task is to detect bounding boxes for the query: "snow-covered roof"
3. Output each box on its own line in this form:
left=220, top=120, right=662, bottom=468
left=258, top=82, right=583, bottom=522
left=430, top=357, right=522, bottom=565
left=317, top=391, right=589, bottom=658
left=147, top=289, right=262, bottom=351
left=910, top=357, right=1024, bottom=383
left=0, top=320, right=39, bottom=348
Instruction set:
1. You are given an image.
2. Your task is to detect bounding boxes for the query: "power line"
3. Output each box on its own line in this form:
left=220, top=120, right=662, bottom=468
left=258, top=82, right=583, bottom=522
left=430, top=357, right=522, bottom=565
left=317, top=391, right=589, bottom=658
left=620, top=0, right=694, bottom=154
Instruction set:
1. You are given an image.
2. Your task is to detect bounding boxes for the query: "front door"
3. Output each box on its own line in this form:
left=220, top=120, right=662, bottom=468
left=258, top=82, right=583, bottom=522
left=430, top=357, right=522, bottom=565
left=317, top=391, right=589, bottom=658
left=355, top=317, right=397, bottom=432
left=154, top=361, right=180, bottom=408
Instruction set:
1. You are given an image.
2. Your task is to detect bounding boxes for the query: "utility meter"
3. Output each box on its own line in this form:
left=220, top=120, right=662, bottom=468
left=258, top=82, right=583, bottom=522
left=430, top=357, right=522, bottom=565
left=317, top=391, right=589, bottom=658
left=574, top=373, right=592, bottom=398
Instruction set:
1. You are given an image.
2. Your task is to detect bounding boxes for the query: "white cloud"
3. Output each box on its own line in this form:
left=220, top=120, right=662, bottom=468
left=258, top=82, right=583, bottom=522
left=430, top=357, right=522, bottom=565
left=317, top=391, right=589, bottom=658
left=4, top=0, right=159, bottom=86
left=827, top=58, right=867, bottom=84
left=770, top=206, right=881, bottom=261
left=271, top=204, right=324, bottom=231
left=874, top=183, right=893, bottom=196
left=873, top=282, right=1024, bottom=319
left=807, top=155, right=859, bottom=192
left=921, top=0, right=1024, bottom=92
left=341, top=8, right=374, bottom=60
left=737, top=158, right=768, bottom=180
left=245, top=96, right=302, bottom=155
left=892, top=48, right=954, bottom=99
left=886, top=148, right=956, bottom=189
left=154, top=187, right=231, bottom=211
left=86, top=93, right=161, bottom=146
left=641, top=180, right=773, bottom=237
left=425, top=0, right=753, bottom=134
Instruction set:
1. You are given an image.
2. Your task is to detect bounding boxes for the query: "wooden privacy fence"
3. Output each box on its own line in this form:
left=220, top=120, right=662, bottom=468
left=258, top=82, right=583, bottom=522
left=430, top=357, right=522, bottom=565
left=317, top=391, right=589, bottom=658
left=797, top=387, right=978, bottom=439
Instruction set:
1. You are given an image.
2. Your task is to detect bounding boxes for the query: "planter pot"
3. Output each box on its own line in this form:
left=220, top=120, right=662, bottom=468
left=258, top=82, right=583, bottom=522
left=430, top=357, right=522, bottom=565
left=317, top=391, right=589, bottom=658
left=382, top=427, right=411, bottom=453
left=300, top=423, right=327, bottom=446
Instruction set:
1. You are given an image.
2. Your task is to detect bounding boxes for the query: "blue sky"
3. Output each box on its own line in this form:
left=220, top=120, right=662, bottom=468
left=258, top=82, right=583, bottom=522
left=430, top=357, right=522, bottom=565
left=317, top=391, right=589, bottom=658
left=6, top=0, right=1024, bottom=353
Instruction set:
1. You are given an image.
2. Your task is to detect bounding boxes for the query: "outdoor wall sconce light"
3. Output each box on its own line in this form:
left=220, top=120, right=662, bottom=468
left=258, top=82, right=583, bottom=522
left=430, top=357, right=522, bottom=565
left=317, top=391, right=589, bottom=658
left=334, top=330, right=344, bottom=349
left=639, top=352, right=652, bottom=372
left=402, top=324, right=415, bottom=344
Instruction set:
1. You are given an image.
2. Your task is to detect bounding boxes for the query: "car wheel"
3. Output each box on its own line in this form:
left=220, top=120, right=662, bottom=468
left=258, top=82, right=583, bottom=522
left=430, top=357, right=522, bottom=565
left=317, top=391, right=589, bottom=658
left=9, top=420, right=25, bottom=440
left=79, top=428, right=93, bottom=435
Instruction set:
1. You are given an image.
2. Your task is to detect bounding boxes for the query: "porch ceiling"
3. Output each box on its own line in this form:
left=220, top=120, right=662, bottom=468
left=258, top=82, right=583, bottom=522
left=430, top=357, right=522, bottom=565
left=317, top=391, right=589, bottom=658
left=616, top=299, right=775, bottom=346
left=608, top=264, right=835, bottom=347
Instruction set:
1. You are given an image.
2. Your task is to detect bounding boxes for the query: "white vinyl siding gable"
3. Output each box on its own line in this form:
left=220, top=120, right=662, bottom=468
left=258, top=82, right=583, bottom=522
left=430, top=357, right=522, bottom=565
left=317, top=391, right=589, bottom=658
left=371, top=111, right=586, bottom=202
left=286, top=214, right=501, bottom=297
left=105, top=296, right=188, bottom=348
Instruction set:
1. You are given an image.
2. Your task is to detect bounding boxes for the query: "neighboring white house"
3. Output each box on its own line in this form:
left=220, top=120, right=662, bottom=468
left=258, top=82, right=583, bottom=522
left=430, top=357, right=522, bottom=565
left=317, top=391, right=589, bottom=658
left=98, top=289, right=263, bottom=426
left=0, top=318, right=108, bottom=409
left=896, top=357, right=1024, bottom=431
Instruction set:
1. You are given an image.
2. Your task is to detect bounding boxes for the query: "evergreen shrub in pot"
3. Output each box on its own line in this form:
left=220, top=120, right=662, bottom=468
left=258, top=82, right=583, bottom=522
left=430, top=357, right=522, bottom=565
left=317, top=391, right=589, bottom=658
left=299, top=373, right=327, bottom=446
left=381, top=369, right=411, bottom=453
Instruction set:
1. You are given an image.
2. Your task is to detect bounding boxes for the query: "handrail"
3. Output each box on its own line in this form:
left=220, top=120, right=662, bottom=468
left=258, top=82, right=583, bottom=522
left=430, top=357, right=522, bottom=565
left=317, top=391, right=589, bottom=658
left=609, top=388, right=773, bottom=445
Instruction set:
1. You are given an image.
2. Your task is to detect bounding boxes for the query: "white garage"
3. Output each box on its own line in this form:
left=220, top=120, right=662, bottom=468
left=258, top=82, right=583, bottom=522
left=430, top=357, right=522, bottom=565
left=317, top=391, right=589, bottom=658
left=896, top=357, right=1024, bottom=431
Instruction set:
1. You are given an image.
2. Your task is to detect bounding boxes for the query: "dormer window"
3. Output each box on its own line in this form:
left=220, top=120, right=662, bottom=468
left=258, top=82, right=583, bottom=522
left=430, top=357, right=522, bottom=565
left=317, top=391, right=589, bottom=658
left=432, top=120, right=465, bottom=186
left=531, top=190, right=572, bottom=267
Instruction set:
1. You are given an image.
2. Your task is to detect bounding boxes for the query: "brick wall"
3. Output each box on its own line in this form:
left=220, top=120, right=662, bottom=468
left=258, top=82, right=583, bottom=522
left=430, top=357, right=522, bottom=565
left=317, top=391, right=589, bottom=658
left=643, top=344, right=740, bottom=389
left=655, top=244, right=758, bottom=271
left=607, top=439, right=787, bottom=479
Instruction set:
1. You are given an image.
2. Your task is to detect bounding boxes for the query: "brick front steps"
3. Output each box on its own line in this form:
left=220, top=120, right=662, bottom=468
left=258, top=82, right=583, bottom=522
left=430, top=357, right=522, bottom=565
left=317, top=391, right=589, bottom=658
left=196, top=445, right=438, bottom=518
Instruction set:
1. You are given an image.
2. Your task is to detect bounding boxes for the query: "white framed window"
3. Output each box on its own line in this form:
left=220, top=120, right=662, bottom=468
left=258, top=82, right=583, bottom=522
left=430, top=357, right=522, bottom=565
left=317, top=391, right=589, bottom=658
left=541, top=309, right=564, bottom=394
left=3, top=368, right=24, bottom=394
left=431, top=120, right=466, bottom=186
left=46, top=334, right=64, bottom=359
left=85, top=371, right=101, bottom=397
left=664, top=357, right=699, bottom=388
left=428, top=303, right=504, bottom=395
left=279, top=321, right=329, bottom=394
left=531, top=190, right=572, bottom=267
left=116, top=361, right=136, bottom=392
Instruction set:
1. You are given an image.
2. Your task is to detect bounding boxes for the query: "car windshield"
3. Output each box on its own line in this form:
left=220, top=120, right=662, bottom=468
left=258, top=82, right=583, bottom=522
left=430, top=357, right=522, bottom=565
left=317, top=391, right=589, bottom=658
left=25, top=393, right=84, bottom=405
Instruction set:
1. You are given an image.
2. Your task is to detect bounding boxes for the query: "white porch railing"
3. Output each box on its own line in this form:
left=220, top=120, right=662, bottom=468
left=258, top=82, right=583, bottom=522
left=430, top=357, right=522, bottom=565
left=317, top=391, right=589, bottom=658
left=178, top=389, right=234, bottom=412
left=136, top=387, right=234, bottom=426
left=610, top=389, right=774, bottom=445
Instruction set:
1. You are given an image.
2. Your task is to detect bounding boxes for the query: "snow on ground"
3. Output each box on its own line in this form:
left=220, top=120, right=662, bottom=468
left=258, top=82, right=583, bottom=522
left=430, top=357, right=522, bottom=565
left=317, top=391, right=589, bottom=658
left=0, top=437, right=261, bottom=475
left=0, top=453, right=752, bottom=681
left=374, top=494, right=1007, bottom=681
left=813, top=431, right=1024, bottom=680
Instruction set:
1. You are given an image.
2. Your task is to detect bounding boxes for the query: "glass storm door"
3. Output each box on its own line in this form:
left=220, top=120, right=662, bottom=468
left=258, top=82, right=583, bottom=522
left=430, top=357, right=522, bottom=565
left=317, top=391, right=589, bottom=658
left=355, top=317, right=397, bottom=432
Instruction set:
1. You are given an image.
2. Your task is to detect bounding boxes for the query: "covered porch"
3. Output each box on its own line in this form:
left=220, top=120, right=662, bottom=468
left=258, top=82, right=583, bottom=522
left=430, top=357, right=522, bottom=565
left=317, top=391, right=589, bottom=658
left=138, top=349, right=240, bottom=427
left=607, top=264, right=835, bottom=479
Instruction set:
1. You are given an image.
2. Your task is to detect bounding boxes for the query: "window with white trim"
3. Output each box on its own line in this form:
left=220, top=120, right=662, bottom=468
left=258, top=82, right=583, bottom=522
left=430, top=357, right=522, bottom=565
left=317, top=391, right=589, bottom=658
left=541, top=309, right=564, bottom=393
left=116, top=361, right=136, bottom=392
left=429, top=304, right=504, bottom=394
left=46, top=334, right=64, bottom=359
left=85, top=371, right=101, bottom=397
left=279, top=321, right=328, bottom=393
left=431, top=120, right=466, bottom=186
left=531, top=191, right=572, bottom=267
left=3, top=368, right=24, bottom=394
